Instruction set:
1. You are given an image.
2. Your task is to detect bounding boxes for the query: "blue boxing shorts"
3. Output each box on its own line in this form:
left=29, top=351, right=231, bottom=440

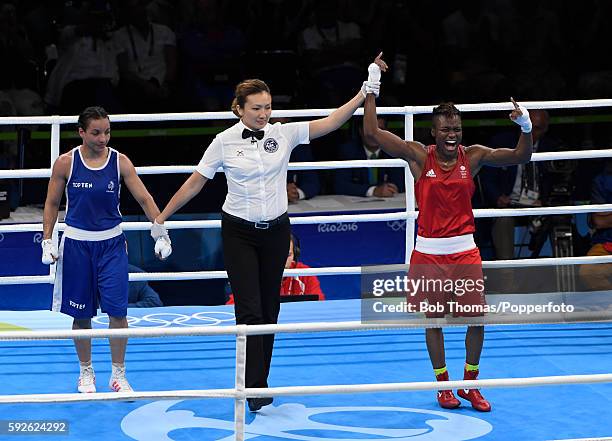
left=52, top=233, right=128, bottom=319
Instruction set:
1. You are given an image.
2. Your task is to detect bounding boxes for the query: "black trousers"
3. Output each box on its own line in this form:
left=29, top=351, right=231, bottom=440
left=222, top=212, right=290, bottom=388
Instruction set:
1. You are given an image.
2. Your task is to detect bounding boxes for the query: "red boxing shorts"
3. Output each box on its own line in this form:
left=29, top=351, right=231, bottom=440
left=406, top=247, right=486, bottom=318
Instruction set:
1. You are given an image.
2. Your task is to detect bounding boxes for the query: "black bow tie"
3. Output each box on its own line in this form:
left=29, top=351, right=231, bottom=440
left=242, top=128, right=264, bottom=141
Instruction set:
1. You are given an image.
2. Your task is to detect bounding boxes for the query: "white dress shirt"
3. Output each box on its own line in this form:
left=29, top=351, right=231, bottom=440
left=196, top=120, right=310, bottom=222
left=113, top=23, right=176, bottom=84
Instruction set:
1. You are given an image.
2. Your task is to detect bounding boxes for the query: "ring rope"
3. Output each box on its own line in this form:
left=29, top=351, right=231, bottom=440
left=1, top=97, right=612, bottom=127
left=1, top=255, right=611, bottom=286
left=1, top=203, right=611, bottom=235
left=2, top=149, right=612, bottom=179
left=0, top=373, right=611, bottom=405
left=1, top=254, right=612, bottom=286
left=2, top=310, right=612, bottom=341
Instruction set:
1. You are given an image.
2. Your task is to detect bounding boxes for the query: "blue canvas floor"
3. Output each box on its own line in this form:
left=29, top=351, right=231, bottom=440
left=0, top=299, right=611, bottom=440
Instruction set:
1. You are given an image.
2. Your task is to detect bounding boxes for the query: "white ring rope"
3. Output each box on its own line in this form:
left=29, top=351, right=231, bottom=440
left=1, top=97, right=612, bottom=127
left=2, top=149, right=612, bottom=179
left=1, top=254, right=612, bottom=286
left=1, top=204, right=611, bottom=235
left=6, top=256, right=612, bottom=283
left=0, top=374, right=610, bottom=405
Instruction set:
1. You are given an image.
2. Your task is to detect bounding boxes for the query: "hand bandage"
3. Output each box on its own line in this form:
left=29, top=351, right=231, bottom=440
left=512, top=104, right=532, bottom=133
left=361, top=62, right=382, bottom=97
left=41, top=239, right=58, bottom=265
left=361, top=80, right=381, bottom=98
left=154, top=236, right=172, bottom=260
left=368, top=63, right=381, bottom=83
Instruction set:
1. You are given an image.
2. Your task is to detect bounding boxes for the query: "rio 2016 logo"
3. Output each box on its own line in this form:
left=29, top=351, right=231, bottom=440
left=317, top=223, right=358, bottom=233
left=121, top=401, right=492, bottom=440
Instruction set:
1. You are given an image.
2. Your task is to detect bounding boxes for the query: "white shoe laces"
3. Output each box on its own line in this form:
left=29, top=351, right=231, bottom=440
left=78, top=365, right=96, bottom=393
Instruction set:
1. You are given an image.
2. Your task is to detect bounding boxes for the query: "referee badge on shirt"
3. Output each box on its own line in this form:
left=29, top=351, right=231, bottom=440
left=263, top=138, right=279, bottom=153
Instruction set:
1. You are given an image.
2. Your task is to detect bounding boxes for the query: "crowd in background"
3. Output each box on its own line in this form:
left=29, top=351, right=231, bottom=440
left=1, top=0, right=612, bottom=113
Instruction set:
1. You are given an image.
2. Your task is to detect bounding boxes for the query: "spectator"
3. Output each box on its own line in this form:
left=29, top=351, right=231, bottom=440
left=439, top=2, right=509, bottom=102
left=0, top=1, right=46, bottom=120
left=578, top=160, right=612, bottom=291
left=298, top=0, right=363, bottom=106
left=335, top=116, right=405, bottom=197
left=145, top=0, right=190, bottom=30
left=113, top=0, right=177, bottom=113
left=0, top=1, right=37, bottom=91
left=287, top=144, right=321, bottom=202
left=128, top=264, right=163, bottom=308
left=245, top=0, right=307, bottom=51
left=44, top=1, right=121, bottom=114
left=478, top=109, right=558, bottom=259
left=177, top=0, right=245, bottom=110
left=280, top=232, right=325, bottom=300
left=503, top=1, right=566, bottom=100
left=573, top=1, right=612, bottom=148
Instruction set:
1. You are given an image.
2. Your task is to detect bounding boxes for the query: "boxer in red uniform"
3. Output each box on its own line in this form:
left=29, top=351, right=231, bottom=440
left=362, top=59, right=533, bottom=412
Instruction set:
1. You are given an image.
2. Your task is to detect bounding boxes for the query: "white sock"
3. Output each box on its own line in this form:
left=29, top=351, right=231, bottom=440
left=111, top=362, right=125, bottom=377
left=79, top=361, right=93, bottom=374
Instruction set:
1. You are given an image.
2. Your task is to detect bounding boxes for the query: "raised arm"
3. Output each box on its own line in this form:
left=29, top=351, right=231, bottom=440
left=471, top=98, right=533, bottom=171
left=308, top=91, right=365, bottom=140
left=363, top=93, right=426, bottom=164
left=119, top=154, right=161, bottom=222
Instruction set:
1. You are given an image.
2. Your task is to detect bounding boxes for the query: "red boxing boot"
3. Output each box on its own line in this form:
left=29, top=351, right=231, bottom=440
left=457, top=368, right=491, bottom=412
left=435, top=370, right=460, bottom=409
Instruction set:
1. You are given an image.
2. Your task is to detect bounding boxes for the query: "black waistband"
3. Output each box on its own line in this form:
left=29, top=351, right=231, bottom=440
left=222, top=211, right=288, bottom=229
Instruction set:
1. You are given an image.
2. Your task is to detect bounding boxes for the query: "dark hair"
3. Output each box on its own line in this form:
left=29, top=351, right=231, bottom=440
left=78, top=106, right=109, bottom=130
left=432, top=102, right=461, bottom=126
left=290, top=233, right=301, bottom=262
left=230, top=79, right=271, bottom=117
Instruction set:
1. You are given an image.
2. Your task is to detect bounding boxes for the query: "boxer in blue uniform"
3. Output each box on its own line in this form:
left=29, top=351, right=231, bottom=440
left=42, top=106, right=171, bottom=393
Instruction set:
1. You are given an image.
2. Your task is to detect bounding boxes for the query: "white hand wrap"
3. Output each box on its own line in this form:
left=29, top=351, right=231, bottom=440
left=41, top=239, right=58, bottom=265
left=513, top=104, right=532, bottom=133
left=368, top=63, right=381, bottom=83
left=360, top=63, right=382, bottom=97
left=151, top=220, right=172, bottom=259
left=154, top=236, right=172, bottom=259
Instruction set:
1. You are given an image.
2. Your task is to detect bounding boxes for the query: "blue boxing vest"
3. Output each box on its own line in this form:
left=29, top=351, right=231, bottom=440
left=64, top=146, right=122, bottom=231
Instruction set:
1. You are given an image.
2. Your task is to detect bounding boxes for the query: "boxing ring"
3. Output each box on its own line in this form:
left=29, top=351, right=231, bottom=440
left=1, top=100, right=612, bottom=440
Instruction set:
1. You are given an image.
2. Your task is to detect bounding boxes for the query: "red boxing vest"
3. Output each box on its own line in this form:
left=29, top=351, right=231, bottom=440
left=415, top=145, right=475, bottom=238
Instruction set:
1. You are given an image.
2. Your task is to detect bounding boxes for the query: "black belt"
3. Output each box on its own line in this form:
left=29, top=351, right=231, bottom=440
left=222, top=211, right=288, bottom=230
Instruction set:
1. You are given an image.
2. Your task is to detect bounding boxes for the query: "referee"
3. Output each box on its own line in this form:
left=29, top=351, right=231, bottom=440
left=152, top=55, right=385, bottom=412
